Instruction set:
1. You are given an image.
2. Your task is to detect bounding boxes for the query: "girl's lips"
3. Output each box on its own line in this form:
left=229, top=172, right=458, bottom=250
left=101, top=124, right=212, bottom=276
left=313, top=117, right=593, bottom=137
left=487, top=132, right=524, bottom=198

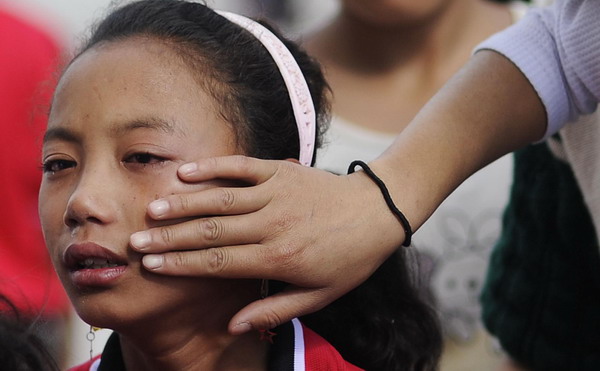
left=64, top=242, right=128, bottom=269
left=64, top=242, right=129, bottom=288
left=70, top=265, right=128, bottom=288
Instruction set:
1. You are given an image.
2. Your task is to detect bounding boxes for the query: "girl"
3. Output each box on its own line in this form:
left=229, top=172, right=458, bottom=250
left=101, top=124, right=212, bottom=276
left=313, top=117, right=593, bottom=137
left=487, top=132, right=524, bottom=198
left=39, top=1, right=441, bottom=370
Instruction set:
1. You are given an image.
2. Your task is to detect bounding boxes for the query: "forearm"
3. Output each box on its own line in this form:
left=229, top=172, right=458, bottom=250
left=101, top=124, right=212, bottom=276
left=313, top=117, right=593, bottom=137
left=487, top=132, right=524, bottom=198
left=479, top=0, right=600, bottom=136
left=371, top=50, right=546, bottom=233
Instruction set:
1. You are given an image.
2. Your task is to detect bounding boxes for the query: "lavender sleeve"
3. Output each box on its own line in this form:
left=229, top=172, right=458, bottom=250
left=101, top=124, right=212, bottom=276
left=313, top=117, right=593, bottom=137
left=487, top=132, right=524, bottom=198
left=475, top=0, right=600, bottom=139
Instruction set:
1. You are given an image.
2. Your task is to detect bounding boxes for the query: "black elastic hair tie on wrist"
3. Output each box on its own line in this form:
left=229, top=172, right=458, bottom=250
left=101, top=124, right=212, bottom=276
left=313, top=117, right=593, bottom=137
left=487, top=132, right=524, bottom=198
left=348, top=160, right=412, bottom=247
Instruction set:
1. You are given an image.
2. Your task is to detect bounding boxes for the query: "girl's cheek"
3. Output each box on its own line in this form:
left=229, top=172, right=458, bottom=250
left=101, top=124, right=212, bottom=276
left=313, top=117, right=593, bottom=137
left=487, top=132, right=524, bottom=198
left=152, top=167, right=219, bottom=196
left=39, top=179, right=81, bottom=256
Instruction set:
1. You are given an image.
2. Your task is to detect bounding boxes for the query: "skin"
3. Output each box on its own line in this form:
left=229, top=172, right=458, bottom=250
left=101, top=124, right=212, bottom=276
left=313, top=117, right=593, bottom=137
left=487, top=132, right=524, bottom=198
left=39, top=38, right=269, bottom=370
left=340, top=0, right=454, bottom=26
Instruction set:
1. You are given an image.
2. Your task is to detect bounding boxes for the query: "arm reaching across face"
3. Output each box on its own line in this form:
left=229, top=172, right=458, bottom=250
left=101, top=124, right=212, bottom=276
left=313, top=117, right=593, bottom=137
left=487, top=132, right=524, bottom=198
left=130, top=51, right=545, bottom=334
left=130, top=0, right=600, bottom=334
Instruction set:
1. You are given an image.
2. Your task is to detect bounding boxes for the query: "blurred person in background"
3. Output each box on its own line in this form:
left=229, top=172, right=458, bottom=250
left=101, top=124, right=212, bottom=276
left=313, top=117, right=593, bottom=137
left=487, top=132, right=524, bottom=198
left=274, top=1, right=600, bottom=369
left=304, top=0, right=527, bottom=368
left=0, top=4, right=69, bottom=365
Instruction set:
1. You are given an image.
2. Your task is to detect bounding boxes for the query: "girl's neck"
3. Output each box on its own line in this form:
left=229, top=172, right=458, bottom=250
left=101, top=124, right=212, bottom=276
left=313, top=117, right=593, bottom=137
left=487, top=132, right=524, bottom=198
left=115, top=282, right=269, bottom=371
left=120, top=329, right=267, bottom=371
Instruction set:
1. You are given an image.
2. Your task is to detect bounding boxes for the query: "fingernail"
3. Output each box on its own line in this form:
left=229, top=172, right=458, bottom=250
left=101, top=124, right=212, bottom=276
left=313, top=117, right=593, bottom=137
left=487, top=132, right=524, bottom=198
left=143, top=255, right=164, bottom=269
left=149, top=199, right=170, bottom=217
left=232, top=321, right=252, bottom=334
left=179, top=163, right=198, bottom=176
left=130, top=232, right=151, bottom=250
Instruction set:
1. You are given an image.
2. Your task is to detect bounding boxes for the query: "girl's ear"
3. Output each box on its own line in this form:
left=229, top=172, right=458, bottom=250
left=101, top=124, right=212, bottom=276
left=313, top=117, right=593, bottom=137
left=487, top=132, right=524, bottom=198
left=285, top=158, right=301, bottom=165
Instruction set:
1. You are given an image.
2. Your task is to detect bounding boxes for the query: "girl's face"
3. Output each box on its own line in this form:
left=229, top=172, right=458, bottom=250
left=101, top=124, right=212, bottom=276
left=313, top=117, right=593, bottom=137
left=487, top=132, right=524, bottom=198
left=39, top=39, right=243, bottom=328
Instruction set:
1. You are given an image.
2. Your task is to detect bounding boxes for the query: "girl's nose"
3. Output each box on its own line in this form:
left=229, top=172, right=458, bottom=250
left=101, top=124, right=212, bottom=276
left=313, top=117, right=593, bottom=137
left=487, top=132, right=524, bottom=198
left=63, top=173, right=117, bottom=230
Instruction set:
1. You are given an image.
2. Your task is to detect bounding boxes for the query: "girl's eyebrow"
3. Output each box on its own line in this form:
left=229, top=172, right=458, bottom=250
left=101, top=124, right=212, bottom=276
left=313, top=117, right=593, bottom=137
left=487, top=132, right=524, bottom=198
left=43, top=127, right=80, bottom=145
left=42, top=118, right=181, bottom=145
left=109, top=118, right=180, bottom=137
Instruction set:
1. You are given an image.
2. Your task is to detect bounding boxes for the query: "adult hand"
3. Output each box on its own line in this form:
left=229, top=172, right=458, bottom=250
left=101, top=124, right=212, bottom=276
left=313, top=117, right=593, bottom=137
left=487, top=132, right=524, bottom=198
left=129, top=156, right=405, bottom=334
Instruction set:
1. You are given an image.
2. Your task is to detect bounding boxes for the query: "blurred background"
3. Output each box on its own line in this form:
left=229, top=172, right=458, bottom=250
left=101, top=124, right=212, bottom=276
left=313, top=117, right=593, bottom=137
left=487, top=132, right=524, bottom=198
left=0, top=0, right=549, bottom=369
left=2, top=0, right=338, bottom=46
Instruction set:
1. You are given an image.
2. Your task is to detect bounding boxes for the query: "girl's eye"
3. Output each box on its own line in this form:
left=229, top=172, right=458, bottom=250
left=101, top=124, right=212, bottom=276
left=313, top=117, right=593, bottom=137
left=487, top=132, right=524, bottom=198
left=42, top=159, right=76, bottom=174
left=123, top=152, right=168, bottom=166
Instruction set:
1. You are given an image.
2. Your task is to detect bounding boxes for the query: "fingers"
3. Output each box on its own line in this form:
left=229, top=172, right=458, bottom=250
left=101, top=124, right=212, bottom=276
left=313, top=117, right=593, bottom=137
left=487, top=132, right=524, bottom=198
left=146, top=185, right=272, bottom=220
left=177, top=155, right=281, bottom=184
left=131, top=213, right=267, bottom=252
left=139, top=243, right=287, bottom=278
left=228, top=287, right=334, bottom=335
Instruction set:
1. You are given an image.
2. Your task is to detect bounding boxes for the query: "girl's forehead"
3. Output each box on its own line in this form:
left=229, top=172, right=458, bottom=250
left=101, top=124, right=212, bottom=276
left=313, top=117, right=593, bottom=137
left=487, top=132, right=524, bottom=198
left=62, top=39, right=194, bottom=90
left=48, top=38, right=231, bottom=146
left=56, top=40, right=197, bottom=110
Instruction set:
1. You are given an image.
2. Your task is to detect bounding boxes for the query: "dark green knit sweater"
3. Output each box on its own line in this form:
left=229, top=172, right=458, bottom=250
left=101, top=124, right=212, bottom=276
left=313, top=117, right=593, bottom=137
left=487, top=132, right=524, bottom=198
left=481, top=142, right=600, bottom=370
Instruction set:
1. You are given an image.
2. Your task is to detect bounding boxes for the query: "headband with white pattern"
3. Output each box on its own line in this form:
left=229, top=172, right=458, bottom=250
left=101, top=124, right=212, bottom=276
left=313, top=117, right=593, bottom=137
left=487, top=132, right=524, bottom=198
left=217, top=11, right=316, bottom=167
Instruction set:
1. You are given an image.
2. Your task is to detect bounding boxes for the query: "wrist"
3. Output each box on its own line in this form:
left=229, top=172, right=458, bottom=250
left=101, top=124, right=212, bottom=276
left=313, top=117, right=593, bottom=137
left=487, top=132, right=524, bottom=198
left=348, top=161, right=412, bottom=246
left=345, top=166, right=406, bottom=251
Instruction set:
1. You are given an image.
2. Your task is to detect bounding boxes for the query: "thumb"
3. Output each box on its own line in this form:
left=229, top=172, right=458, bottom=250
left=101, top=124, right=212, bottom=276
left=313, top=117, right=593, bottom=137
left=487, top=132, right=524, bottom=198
left=228, top=286, right=333, bottom=335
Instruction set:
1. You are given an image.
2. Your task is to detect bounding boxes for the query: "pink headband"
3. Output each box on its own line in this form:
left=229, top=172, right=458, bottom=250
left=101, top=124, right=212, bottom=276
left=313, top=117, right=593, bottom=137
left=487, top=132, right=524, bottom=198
left=217, top=11, right=316, bottom=167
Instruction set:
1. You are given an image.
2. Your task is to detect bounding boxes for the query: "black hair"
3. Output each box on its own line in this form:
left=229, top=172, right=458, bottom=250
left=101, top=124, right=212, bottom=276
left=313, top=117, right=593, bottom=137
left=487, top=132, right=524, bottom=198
left=76, top=1, right=442, bottom=369
left=0, top=295, right=59, bottom=371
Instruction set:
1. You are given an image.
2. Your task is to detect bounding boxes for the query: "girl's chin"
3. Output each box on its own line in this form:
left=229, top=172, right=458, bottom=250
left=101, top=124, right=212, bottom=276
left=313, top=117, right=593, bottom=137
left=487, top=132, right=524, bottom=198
left=70, top=288, right=202, bottom=332
left=66, top=278, right=256, bottom=332
left=70, top=294, right=162, bottom=330
left=72, top=302, right=125, bottom=330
